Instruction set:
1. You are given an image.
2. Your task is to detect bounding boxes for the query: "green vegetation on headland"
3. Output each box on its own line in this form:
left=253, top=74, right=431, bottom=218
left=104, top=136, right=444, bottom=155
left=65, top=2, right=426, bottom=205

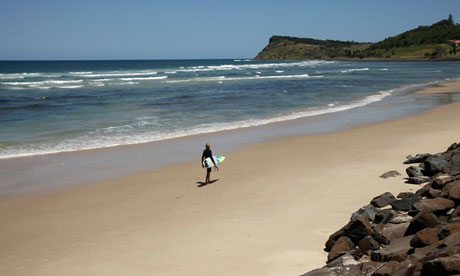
left=254, top=15, right=460, bottom=61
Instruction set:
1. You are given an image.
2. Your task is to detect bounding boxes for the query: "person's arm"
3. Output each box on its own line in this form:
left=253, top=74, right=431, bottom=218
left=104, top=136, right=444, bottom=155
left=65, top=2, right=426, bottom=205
left=210, top=151, right=218, bottom=168
left=201, top=151, right=205, bottom=168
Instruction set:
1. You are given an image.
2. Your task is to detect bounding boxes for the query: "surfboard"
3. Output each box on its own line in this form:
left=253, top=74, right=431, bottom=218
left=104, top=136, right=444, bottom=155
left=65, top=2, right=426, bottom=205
left=203, top=155, right=225, bottom=168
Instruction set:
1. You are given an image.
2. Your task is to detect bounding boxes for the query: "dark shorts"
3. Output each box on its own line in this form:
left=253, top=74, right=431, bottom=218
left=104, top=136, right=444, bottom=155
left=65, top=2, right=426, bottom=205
left=207, top=167, right=212, bottom=173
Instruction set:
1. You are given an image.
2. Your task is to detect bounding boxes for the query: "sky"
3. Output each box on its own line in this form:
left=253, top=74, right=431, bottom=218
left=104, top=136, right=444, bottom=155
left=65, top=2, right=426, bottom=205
left=0, top=0, right=459, bottom=60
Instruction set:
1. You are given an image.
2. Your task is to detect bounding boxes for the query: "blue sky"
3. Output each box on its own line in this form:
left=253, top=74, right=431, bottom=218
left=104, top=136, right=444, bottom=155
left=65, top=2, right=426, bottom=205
left=1, top=0, right=459, bottom=60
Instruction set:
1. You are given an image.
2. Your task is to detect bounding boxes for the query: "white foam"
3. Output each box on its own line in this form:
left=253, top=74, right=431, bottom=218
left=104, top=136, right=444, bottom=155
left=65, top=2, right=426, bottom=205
left=89, top=83, right=105, bottom=87
left=165, top=74, right=319, bottom=83
left=119, top=76, right=167, bottom=81
left=92, top=78, right=112, bottom=82
left=1, top=79, right=84, bottom=86
left=175, top=60, right=334, bottom=73
left=0, top=88, right=393, bottom=160
left=340, top=68, right=369, bottom=73
left=60, top=85, right=83, bottom=89
left=0, top=76, right=24, bottom=80
left=69, top=71, right=93, bottom=75
left=33, top=86, right=51, bottom=90
left=77, top=71, right=158, bottom=78
left=108, top=82, right=139, bottom=85
left=276, top=70, right=284, bottom=73
left=0, top=72, right=59, bottom=79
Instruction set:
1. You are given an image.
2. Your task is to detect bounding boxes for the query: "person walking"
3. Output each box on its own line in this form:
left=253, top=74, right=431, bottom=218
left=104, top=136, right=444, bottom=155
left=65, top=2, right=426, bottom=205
left=201, top=143, right=218, bottom=185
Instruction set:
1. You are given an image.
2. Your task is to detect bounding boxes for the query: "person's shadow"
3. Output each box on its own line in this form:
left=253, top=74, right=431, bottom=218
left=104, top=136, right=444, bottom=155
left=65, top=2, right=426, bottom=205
left=196, top=179, right=219, bottom=188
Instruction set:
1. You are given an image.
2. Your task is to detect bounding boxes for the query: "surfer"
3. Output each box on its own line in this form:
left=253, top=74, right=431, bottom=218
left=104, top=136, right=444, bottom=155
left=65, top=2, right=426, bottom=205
left=202, top=143, right=218, bottom=184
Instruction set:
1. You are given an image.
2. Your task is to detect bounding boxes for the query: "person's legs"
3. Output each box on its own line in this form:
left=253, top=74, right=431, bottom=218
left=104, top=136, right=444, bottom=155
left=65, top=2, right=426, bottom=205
left=206, top=168, right=211, bottom=184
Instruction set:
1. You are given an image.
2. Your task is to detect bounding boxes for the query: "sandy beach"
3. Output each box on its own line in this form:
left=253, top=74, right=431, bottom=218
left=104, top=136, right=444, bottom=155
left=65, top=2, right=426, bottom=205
left=1, top=81, right=460, bottom=276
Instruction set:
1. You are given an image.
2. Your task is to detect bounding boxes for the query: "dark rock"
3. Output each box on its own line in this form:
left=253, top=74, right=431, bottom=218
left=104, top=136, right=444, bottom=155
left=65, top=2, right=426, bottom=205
left=305, top=144, right=460, bottom=276
left=327, top=236, right=355, bottom=263
left=419, top=162, right=426, bottom=170
left=390, top=194, right=422, bottom=211
left=452, top=153, right=460, bottom=166
left=441, top=180, right=460, bottom=203
left=358, top=236, right=380, bottom=253
left=379, top=209, right=396, bottom=225
left=413, top=198, right=455, bottom=215
left=444, top=224, right=460, bottom=236
left=372, top=260, right=412, bottom=276
left=360, top=261, right=382, bottom=275
left=371, top=192, right=396, bottom=208
left=432, top=174, right=454, bottom=189
left=451, top=206, right=460, bottom=218
left=377, top=222, right=410, bottom=242
left=325, top=238, right=336, bottom=252
left=371, top=235, right=413, bottom=262
left=410, top=227, right=442, bottom=248
left=404, top=154, right=432, bottom=164
left=370, top=228, right=389, bottom=246
left=438, top=232, right=460, bottom=255
left=388, top=213, right=413, bottom=224
left=397, top=192, right=414, bottom=199
left=345, top=215, right=372, bottom=244
left=391, top=199, right=412, bottom=212
left=421, top=253, right=460, bottom=276
left=406, top=176, right=431, bottom=184
left=351, top=204, right=383, bottom=222
left=300, top=266, right=348, bottom=276
left=438, top=228, right=451, bottom=240
left=326, top=252, right=360, bottom=268
left=302, top=253, right=361, bottom=276
left=380, top=170, right=401, bottom=178
left=325, top=215, right=372, bottom=251
left=447, top=142, right=459, bottom=152
left=424, top=156, right=448, bottom=176
left=411, top=242, right=443, bottom=264
left=443, top=146, right=460, bottom=165
left=405, top=212, right=439, bottom=236
left=406, top=166, right=424, bottom=177
left=445, top=160, right=460, bottom=179
left=422, top=188, right=442, bottom=199
left=416, top=183, right=433, bottom=196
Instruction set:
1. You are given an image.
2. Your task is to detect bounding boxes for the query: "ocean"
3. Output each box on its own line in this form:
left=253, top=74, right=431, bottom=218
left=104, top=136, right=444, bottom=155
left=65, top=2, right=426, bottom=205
left=1, top=59, right=460, bottom=160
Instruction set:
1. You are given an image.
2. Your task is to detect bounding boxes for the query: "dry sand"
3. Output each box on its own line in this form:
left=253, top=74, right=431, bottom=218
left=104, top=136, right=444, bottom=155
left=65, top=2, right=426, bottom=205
left=1, top=82, right=460, bottom=276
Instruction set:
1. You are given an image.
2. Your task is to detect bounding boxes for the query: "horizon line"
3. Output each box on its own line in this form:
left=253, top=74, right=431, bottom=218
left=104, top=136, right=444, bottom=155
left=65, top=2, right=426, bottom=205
left=0, top=58, right=254, bottom=62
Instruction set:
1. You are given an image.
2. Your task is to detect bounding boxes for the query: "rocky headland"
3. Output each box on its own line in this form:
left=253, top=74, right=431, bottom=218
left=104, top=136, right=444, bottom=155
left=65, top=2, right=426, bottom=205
left=254, top=17, right=460, bottom=61
left=303, top=142, right=460, bottom=276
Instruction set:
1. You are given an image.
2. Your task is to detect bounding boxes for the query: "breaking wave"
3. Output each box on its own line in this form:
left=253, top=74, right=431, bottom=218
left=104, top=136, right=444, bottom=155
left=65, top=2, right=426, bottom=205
left=0, top=88, right=392, bottom=160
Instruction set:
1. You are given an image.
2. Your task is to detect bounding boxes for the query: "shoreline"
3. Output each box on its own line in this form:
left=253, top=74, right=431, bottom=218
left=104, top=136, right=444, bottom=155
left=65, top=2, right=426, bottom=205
left=1, top=79, right=460, bottom=196
left=1, top=82, right=460, bottom=275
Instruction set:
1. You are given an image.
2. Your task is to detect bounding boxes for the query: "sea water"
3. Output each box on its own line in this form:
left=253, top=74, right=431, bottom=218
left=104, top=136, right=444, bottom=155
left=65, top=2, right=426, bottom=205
left=1, top=59, right=460, bottom=160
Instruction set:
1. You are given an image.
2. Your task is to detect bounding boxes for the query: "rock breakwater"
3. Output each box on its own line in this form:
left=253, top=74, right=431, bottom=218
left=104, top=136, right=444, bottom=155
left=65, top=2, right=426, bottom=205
left=302, top=142, right=460, bottom=276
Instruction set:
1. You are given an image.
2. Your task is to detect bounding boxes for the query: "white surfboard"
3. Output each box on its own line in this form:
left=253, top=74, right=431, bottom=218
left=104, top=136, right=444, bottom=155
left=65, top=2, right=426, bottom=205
left=203, top=155, right=225, bottom=168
